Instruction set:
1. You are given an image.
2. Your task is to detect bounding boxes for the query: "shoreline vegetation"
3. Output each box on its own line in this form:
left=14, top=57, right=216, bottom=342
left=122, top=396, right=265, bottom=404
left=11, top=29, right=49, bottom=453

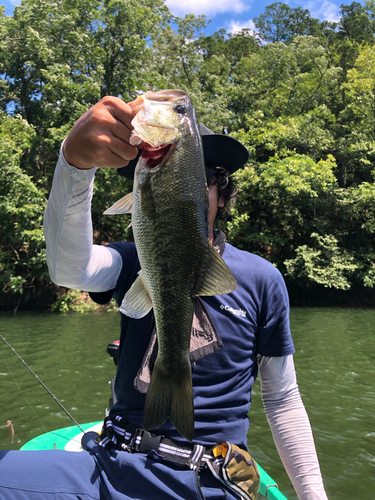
left=3, top=281, right=375, bottom=314
left=2, top=0, right=375, bottom=312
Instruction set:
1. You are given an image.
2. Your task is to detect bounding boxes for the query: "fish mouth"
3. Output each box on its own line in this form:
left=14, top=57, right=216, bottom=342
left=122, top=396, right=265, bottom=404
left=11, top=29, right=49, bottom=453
left=139, top=142, right=173, bottom=169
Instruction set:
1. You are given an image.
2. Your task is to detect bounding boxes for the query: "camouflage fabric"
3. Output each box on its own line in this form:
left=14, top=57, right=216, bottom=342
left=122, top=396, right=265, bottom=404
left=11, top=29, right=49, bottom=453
left=207, top=442, right=260, bottom=500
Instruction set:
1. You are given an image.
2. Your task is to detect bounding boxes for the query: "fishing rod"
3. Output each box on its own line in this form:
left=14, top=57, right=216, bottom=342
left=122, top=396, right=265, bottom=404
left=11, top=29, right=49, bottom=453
left=0, top=334, right=85, bottom=434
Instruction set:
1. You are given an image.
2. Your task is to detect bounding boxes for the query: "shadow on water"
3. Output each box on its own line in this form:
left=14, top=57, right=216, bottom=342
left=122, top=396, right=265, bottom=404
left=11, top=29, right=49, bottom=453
left=0, top=308, right=374, bottom=500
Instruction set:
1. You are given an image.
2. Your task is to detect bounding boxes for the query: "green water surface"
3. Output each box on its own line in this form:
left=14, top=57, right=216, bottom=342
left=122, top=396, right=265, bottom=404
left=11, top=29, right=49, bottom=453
left=0, top=308, right=374, bottom=500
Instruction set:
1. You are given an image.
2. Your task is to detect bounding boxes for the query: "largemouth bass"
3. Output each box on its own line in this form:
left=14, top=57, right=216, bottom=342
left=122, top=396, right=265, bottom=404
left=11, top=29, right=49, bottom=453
left=105, top=89, right=237, bottom=441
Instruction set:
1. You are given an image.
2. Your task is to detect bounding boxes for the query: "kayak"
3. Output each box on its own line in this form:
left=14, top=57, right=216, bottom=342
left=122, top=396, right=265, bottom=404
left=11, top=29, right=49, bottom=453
left=21, top=422, right=288, bottom=499
left=20, top=339, right=289, bottom=499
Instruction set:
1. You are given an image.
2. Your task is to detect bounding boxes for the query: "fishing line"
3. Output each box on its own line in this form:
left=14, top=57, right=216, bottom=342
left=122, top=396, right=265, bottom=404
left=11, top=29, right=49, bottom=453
left=0, top=347, right=48, bottom=437
left=0, top=334, right=85, bottom=434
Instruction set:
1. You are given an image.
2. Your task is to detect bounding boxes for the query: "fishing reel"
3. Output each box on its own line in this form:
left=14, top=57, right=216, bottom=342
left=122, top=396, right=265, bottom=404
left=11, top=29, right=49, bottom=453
left=107, top=340, right=120, bottom=366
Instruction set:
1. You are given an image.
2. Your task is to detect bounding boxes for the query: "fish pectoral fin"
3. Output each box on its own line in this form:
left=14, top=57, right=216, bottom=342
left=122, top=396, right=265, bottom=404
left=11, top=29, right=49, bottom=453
left=196, top=243, right=238, bottom=296
left=143, top=358, right=194, bottom=442
left=119, top=271, right=153, bottom=319
left=104, top=192, right=133, bottom=215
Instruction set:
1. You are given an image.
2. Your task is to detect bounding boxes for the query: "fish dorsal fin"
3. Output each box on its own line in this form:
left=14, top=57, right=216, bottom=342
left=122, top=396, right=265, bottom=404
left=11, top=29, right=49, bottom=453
left=119, top=270, right=153, bottom=319
left=104, top=192, right=133, bottom=215
left=196, top=243, right=238, bottom=296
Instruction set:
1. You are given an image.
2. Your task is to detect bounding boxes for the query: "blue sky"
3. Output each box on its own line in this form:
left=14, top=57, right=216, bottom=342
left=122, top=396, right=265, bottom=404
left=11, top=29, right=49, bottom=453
left=1, top=0, right=367, bottom=35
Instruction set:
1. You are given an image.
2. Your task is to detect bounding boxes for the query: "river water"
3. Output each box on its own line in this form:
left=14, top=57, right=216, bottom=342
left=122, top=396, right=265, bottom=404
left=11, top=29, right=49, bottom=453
left=0, top=308, right=374, bottom=500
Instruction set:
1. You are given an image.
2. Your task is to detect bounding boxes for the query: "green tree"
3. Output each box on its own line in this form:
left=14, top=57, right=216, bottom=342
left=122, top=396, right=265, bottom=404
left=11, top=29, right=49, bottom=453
left=199, top=28, right=260, bottom=68
left=226, top=154, right=375, bottom=293
left=337, top=45, right=375, bottom=185
left=149, top=13, right=207, bottom=92
left=254, top=2, right=321, bottom=44
left=0, top=112, right=48, bottom=309
left=338, top=2, right=374, bottom=44
left=227, top=36, right=340, bottom=134
left=2, top=0, right=375, bottom=308
left=284, top=233, right=357, bottom=290
left=0, top=0, right=170, bottom=309
left=334, top=182, right=375, bottom=289
left=226, top=154, right=338, bottom=267
left=0, top=0, right=169, bottom=185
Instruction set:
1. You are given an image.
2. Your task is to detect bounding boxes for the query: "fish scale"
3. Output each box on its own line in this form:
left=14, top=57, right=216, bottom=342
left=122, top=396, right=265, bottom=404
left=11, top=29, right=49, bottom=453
left=133, top=127, right=207, bottom=371
left=104, top=89, right=238, bottom=441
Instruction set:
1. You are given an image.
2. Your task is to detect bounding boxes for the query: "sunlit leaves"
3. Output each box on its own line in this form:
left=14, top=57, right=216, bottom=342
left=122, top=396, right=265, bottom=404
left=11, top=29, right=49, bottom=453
left=284, top=233, right=358, bottom=290
left=0, top=113, right=47, bottom=297
left=2, top=0, right=375, bottom=306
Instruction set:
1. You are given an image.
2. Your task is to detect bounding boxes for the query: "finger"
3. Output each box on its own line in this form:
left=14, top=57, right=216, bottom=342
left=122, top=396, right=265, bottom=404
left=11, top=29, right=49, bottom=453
left=107, top=135, right=138, bottom=163
left=94, top=142, right=132, bottom=169
left=102, top=152, right=131, bottom=169
left=101, top=96, right=135, bottom=130
left=109, top=118, right=134, bottom=144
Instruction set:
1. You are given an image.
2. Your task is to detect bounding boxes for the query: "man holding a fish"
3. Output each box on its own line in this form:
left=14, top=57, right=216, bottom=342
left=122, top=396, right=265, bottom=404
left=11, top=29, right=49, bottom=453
left=0, top=92, right=328, bottom=500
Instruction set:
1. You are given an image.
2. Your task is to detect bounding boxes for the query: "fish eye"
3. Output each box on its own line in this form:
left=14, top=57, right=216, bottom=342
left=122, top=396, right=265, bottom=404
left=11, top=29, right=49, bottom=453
left=174, top=104, right=187, bottom=114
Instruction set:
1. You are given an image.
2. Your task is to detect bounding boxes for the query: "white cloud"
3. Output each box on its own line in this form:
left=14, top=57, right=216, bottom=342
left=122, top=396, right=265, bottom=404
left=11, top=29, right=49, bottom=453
left=311, top=1, right=340, bottom=22
left=228, top=19, right=256, bottom=34
left=165, top=0, right=250, bottom=16
left=297, top=1, right=340, bottom=23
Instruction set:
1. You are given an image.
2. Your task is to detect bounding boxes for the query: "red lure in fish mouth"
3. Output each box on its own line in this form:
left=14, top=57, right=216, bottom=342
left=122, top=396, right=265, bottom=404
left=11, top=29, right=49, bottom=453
left=138, top=142, right=172, bottom=168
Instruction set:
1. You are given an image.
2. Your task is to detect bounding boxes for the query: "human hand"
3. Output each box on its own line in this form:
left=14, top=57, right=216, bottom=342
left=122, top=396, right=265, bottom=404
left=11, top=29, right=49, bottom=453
left=63, top=96, right=138, bottom=170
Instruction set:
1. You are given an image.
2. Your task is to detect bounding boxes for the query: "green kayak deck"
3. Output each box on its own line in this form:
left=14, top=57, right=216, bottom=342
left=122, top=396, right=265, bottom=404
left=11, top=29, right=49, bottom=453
left=21, top=422, right=288, bottom=499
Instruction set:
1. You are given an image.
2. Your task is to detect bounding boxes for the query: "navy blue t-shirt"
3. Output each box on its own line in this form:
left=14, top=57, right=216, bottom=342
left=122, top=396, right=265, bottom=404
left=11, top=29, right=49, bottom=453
left=92, top=241, right=295, bottom=449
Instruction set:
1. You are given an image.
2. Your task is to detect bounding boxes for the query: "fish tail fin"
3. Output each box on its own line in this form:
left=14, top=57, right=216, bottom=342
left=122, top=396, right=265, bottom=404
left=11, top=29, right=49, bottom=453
left=143, top=358, right=194, bottom=441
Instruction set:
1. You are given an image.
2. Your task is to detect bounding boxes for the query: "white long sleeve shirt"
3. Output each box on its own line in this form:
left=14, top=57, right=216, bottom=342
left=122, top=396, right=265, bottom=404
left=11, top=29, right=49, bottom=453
left=43, top=145, right=328, bottom=500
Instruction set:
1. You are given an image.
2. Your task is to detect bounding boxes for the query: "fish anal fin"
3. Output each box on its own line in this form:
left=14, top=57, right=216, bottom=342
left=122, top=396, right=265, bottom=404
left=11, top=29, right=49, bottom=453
left=196, top=243, right=238, bottom=296
left=143, top=358, right=194, bottom=441
left=104, top=192, right=133, bottom=215
left=119, top=270, right=153, bottom=319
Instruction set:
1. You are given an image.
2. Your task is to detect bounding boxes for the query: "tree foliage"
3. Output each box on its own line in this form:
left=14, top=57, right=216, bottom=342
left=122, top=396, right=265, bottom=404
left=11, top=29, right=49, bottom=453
left=0, top=112, right=47, bottom=306
left=2, top=0, right=375, bottom=308
left=253, top=2, right=321, bottom=44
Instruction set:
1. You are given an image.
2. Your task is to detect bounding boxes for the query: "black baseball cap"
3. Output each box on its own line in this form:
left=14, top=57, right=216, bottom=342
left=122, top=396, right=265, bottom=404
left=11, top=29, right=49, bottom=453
left=117, top=123, right=249, bottom=179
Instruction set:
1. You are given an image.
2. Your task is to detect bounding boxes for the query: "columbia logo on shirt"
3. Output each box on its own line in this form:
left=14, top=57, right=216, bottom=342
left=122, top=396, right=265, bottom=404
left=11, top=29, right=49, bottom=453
left=220, top=304, right=247, bottom=318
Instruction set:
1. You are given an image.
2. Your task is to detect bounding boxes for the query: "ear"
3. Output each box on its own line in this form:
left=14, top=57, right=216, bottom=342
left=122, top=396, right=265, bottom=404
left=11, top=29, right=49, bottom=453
left=218, top=196, right=225, bottom=208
